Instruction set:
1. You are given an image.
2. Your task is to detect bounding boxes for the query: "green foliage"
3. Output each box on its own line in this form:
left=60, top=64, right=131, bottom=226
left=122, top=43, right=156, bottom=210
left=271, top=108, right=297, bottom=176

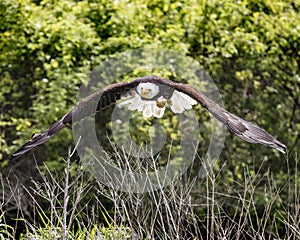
left=19, top=223, right=133, bottom=240
left=1, top=0, right=297, bottom=162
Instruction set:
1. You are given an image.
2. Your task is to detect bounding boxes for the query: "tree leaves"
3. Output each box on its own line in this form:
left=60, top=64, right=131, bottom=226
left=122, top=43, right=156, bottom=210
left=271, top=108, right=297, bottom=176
left=1, top=0, right=298, bottom=165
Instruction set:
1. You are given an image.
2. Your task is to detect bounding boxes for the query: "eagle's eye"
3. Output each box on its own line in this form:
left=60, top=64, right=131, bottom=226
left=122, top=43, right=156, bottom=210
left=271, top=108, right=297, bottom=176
left=148, top=89, right=152, bottom=92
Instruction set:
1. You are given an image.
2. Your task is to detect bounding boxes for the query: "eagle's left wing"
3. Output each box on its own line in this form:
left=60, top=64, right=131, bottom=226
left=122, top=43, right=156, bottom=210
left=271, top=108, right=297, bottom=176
left=167, top=82, right=286, bottom=154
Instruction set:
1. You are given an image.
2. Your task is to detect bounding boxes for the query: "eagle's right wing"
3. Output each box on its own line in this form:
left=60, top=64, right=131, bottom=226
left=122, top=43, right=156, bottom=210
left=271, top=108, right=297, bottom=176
left=10, top=81, right=139, bottom=161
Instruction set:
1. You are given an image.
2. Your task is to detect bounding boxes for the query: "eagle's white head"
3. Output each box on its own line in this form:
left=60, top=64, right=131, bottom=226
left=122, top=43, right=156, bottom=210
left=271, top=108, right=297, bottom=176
left=137, top=82, right=159, bottom=99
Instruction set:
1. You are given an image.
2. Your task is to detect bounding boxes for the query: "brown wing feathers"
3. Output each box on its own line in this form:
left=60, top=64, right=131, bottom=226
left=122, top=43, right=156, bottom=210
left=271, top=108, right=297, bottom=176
left=10, top=112, right=71, bottom=159
left=10, top=76, right=286, bottom=161
left=10, top=81, right=138, bottom=161
left=170, top=82, right=286, bottom=153
left=224, top=112, right=286, bottom=153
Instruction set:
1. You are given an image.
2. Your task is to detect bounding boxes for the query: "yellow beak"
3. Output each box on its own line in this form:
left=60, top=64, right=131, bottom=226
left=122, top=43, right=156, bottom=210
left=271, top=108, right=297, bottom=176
left=141, top=89, right=149, bottom=96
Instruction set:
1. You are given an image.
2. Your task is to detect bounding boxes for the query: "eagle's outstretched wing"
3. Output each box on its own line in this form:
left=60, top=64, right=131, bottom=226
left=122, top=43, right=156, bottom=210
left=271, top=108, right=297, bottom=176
left=164, top=80, right=286, bottom=154
left=10, top=76, right=286, bottom=161
left=10, top=80, right=139, bottom=161
left=159, top=79, right=286, bottom=153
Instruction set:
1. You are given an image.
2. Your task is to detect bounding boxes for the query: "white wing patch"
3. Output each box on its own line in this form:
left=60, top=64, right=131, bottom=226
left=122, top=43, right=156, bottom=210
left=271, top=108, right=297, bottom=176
left=118, top=91, right=166, bottom=118
left=118, top=90, right=197, bottom=118
left=169, top=90, right=197, bottom=113
left=142, top=101, right=165, bottom=118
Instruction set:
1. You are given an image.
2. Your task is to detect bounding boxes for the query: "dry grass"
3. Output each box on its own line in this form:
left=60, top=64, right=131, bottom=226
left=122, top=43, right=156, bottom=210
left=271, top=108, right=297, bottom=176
left=0, top=145, right=299, bottom=239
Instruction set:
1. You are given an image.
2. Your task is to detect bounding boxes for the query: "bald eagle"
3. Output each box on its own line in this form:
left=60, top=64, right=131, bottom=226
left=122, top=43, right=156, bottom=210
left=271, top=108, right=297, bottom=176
left=10, top=76, right=286, bottom=161
left=118, top=82, right=197, bottom=118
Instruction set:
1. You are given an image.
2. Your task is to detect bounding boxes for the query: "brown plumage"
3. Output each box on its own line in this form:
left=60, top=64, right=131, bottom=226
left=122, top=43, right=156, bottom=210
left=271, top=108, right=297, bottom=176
left=10, top=76, right=286, bottom=161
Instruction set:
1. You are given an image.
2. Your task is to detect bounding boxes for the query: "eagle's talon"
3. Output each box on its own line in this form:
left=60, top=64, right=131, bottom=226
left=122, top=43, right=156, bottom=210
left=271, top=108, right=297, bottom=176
left=156, top=101, right=165, bottom=108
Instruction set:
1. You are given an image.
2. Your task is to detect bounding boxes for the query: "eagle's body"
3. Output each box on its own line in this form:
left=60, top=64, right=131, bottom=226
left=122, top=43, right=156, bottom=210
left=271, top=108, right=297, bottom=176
left=119, top=82, right=197, bottom=118
left=10, top=76, right=286, bottom=161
